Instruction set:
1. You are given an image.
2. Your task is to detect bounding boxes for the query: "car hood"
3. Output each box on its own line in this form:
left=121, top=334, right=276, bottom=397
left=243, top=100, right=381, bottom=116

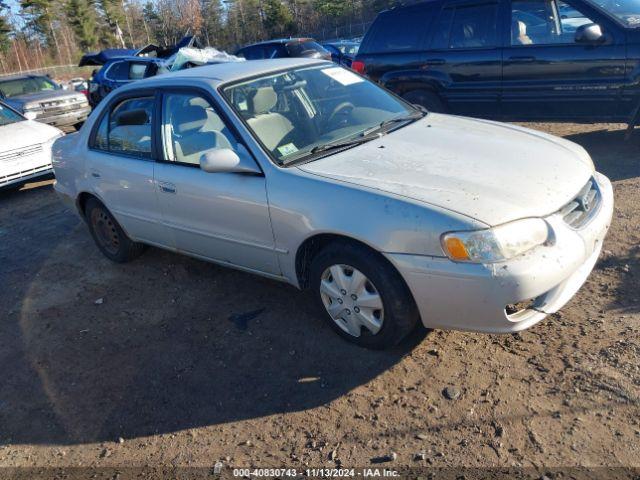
left=297, top=114, right=594, bottom=226
left=6, top=89, right=85, bottom=107
left=0, top=120, right=62, bottom=151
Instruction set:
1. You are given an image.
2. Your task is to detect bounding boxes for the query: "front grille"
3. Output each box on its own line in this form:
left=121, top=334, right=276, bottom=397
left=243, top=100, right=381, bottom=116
left=0, top=144, right=43, bottom=162
left=559, top=178, right=601, bottom=228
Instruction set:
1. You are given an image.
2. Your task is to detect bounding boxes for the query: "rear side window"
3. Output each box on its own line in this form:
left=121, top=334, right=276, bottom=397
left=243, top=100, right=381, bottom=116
left=93, top=96, right=154, bottom=158
left=129, top=63, right=147, bottom=80
left=430, top=3, right=499, bottom=49
left=287, top=41, right=327, bottom=56
left=238, top=46, right=265, bottom=60
left=361, top=7, right=433, bottom=53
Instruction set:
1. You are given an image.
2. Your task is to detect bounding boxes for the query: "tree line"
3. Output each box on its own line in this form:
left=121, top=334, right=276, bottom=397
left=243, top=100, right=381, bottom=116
left=0, top=0, right=395, bottom=74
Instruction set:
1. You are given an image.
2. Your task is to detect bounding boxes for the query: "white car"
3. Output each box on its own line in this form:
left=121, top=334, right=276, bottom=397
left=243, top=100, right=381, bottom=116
left=53, top=59, right=613, bottom=349
left=0, top=101, right=63, bottom=189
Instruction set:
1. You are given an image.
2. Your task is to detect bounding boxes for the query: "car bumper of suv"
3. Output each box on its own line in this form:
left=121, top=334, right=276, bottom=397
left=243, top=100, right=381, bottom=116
left=385, top=172, right=614, bottom=334
left=37, top=106, right=91, bottom=127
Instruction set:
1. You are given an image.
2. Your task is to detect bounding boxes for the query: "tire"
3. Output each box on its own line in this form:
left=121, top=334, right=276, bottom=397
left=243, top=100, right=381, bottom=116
left=309, top=241, right=419, bottom=350
left=84, top=198, right=145, bottom=263
left=402, top=89, right=446, bottom=113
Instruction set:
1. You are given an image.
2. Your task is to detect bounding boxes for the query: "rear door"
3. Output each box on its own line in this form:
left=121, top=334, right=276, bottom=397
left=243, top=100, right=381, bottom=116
left=425, top=0, right=504, bottom=117
left=501, top=0, right=626, bottom=120
left=87, top=93, right=168, bottom=245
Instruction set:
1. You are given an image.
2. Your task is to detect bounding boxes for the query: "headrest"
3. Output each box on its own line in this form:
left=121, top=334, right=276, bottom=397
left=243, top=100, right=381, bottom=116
left=249, top=87, right=277, bottom=115
left=116, top=109, right=148, bottom=126
left=174, top=105, right=208, bottom=134
left=514, top=20, right=527, bottom=36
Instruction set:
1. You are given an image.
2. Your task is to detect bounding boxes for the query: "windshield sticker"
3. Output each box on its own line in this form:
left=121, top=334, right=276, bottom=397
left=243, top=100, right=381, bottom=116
left=321, top=67, right=364, bottom=86
left=277, top=143, right=299, bottom=156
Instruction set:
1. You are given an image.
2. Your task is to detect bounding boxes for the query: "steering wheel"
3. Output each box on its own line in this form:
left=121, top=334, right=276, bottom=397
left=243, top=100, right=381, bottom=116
left=326, top=102, right=355, bottom=128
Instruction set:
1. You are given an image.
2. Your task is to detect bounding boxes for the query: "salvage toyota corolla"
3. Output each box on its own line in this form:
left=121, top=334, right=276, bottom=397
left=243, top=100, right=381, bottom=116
left=52, top=59, right=613, bottom=349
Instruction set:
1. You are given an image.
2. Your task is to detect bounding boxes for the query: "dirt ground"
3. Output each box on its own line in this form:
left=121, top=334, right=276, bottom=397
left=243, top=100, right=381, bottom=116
left=0, top=122, right=638, bottom=479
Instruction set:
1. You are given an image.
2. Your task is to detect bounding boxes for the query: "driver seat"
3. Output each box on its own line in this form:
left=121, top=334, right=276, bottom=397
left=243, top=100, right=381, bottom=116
left=246, top=87, right=294, bottom=151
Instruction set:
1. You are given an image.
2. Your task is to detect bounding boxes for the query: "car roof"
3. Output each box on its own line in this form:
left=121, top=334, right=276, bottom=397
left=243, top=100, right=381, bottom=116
left=0, top=74, right=49, bottom=82
left=118, top=58, right=330, bottom=91
left=105, top=56, right=163, bottom=64
left=240, top=38, right=315, bottom=47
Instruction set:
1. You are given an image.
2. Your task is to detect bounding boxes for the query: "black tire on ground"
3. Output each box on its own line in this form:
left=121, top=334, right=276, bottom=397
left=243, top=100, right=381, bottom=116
left=402, top=89, right=446, bottom=113
left=84, top=198, right=146, bottom=263
left=309, top=241, right=420, bottom=350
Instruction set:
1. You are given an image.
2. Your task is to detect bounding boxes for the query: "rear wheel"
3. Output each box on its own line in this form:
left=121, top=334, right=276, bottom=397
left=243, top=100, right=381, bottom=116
left=85, top=198, right=145, bottom=263
left=309, top=242, right=419, bottom=349
left=402, top=89, right=446, bottom=113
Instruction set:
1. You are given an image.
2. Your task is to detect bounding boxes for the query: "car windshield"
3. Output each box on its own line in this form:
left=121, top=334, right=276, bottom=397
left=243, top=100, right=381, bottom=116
left=0, top=76, right=59, bottom=98
left=585, top=0, right=640, bottom=26
left=0, top=103, right=23, bottom=126
left=222, top=65, right=420, bottom=165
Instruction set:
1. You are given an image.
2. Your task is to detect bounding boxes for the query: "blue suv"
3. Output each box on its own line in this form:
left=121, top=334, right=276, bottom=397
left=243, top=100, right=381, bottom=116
left=355, top=0, right=640, bottom=124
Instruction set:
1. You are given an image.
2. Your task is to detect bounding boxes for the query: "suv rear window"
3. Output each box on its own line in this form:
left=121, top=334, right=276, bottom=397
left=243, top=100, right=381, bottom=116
left=287, top=41, right=327, bottom=56
left=360, top=6, right=435, bottom=53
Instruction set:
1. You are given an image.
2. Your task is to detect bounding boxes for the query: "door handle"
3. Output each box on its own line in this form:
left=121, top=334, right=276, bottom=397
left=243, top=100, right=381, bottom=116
left=159, top=182, right=176, bottom=194
left=508, top=55, right=536, bottom=63
left=425, top=59, right=445, bottom=66
left=90, top=170, right=101, bottom=178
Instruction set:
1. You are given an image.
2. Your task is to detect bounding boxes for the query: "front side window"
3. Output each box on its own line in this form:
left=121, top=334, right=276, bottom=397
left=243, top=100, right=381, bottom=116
left=162, top=93, right=237, bottom=165
left=222, top=65, right=420, bottom=165
left=93, top=96, right=154, bottom=157
left=0, top=76, right=58, bottom=98
left=511, top=0, right=597, bottom=44
left=0, top=103, right=24, bottom=126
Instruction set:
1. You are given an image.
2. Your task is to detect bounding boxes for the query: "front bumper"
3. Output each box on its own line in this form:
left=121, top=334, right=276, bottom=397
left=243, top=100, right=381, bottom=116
left=386, top=172, right=614, bottom=333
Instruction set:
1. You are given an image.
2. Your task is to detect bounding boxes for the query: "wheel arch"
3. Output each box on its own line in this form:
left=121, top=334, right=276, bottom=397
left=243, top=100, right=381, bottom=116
left=294, top=232, right=404, bottom=291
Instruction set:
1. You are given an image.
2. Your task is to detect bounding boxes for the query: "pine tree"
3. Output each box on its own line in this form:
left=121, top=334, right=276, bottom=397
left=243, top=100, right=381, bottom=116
left=67, top=0, right=99, bottom=51
left=262, top=0, right=295, bottom=37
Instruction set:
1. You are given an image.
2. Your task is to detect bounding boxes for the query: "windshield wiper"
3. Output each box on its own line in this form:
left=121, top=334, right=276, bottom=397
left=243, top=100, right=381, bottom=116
left=361, top=112, right=424, bottom=137
left=309, top=135, right=378, bottom=155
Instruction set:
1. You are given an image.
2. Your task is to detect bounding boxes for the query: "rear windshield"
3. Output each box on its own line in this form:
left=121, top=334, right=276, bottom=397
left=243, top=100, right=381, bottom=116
left=360, top=6, right=435, bottom=53
left=287, top=41, right=328, bottom=56
left=0, top=76, right=59, bottom=98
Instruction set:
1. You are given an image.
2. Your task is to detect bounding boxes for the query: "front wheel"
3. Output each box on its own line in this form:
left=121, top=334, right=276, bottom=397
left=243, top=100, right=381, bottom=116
left=309, top=242, right=419, bottom=349
left=85, top=198, right=145, bottom=263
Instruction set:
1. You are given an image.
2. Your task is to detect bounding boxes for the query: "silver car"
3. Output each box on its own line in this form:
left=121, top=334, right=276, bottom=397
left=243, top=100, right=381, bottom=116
left=53, top=59, right=613, bottom=349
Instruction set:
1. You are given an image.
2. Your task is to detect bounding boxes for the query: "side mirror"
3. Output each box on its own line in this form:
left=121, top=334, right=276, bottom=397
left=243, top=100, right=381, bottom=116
left=199, top=146, right=262, bottom=175
left=575, top=23, right=605, bottom=44
left=24, top=111, right=37, bottom=121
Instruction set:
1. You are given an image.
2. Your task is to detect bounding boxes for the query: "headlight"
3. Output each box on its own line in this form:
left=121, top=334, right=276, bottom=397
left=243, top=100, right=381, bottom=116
left=441, top=218, right=549, bottom=263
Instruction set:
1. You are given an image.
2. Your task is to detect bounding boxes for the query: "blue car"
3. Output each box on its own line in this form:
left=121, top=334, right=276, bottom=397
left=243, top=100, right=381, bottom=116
left=88, top=56, right=168, bottom=108
left=321, top=41, right=360, bottom=67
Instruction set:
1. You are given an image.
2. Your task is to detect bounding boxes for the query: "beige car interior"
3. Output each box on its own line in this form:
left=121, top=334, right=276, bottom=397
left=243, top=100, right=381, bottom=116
left=245, top=87, right=294, bottom=152
left=109, top=108, right=152, bottom=155
left=512, top=20, right=534, bottom=45
left=165, top=95, right=235, bottom=165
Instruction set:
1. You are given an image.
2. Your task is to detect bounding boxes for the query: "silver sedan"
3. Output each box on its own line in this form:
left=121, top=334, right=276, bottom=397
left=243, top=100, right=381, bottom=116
left=52, top=58, right=613, bottom=349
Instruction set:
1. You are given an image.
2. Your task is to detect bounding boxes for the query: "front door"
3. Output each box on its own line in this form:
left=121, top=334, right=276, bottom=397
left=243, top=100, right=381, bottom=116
left=154, top=91, right=280, bottom=275
left=501, top=0, right=627, bottom=120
